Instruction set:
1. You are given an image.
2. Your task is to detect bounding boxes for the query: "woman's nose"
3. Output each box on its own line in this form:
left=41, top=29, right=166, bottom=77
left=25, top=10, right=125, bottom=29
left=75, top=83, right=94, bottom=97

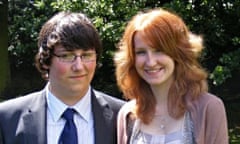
left=145, top=52, right=157, bottom=66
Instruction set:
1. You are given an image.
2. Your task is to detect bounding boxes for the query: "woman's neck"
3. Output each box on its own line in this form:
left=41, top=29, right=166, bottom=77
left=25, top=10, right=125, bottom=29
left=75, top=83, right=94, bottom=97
left=150, top=76, right=173, bottom=105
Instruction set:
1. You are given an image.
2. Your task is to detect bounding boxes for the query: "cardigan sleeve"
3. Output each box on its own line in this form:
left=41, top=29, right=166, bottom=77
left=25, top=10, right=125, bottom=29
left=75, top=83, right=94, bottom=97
left=188, top=93, right=228, bottom=144
left=204, top=96, right=228, bottom=144
left=117, top=100, right=136, bottom=144
left=117, top=104, right=126, bottom=144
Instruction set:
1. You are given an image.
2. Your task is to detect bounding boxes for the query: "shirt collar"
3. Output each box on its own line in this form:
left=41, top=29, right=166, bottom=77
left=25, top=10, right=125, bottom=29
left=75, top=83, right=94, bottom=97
left=46, top=82, right=92, bottom=123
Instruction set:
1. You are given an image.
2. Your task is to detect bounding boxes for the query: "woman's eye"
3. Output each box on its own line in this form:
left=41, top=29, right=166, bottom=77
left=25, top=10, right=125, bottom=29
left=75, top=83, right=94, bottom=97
left=135, top=51, right=146, bottom=55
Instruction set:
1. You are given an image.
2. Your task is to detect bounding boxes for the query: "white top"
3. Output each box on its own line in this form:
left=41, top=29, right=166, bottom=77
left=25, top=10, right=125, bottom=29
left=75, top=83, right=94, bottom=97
left=132, top=130, right=183, bottom=144
left=46, top=83, right=94, bottom=144
left=130, top=112, right=194, bottom=144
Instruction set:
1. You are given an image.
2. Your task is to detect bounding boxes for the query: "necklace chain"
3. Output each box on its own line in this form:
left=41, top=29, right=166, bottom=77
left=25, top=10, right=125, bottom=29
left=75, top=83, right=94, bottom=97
left=154, top=115, right=167, bottom=130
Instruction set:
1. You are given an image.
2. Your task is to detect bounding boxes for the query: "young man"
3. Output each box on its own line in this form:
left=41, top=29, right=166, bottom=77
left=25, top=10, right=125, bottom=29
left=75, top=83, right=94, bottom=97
left=0, top=12, right=124, bottom=144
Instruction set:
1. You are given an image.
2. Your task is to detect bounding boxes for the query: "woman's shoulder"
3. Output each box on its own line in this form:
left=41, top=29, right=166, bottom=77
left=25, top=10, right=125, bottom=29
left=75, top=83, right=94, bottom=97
left=187, top=92, right=226, bottom=114
left=196, top=92, right=224, bottom=106
left=187, top=93, right=228, bottom=143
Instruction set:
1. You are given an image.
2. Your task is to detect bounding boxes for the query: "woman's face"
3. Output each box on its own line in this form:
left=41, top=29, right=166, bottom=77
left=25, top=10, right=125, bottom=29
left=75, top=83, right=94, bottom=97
left=134, top=32, right=175, bottom=87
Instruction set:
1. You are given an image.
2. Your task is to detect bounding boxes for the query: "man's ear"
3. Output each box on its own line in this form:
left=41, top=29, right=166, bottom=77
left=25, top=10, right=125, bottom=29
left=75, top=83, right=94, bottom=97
left=42, top=64, right=50, bottom=70
left=41, top=64, right=50, bottom=80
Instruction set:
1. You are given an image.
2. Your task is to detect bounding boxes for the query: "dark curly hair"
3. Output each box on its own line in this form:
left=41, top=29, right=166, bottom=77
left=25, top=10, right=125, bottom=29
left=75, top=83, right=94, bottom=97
left=35, top=11, right=102, bottom=80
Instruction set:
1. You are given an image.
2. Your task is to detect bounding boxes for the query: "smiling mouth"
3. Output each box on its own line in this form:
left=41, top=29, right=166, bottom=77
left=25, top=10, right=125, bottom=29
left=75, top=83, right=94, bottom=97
left=145, top=68, right=163, bottom=73
left=70, top=74, right=86, bottom=79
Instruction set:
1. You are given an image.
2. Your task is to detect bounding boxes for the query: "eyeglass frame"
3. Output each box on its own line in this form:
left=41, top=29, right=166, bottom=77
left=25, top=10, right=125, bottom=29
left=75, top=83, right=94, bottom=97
left=51, top=52, right=97, bottom=63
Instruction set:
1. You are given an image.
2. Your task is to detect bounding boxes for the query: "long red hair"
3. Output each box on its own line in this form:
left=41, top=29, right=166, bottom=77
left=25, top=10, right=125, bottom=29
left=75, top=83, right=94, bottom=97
left=114, top=8, right=208, bottom=124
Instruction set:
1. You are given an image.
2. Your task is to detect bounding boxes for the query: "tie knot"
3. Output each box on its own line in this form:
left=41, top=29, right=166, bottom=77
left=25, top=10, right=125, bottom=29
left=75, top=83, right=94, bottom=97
left=62, top=108, right=75, bottom=121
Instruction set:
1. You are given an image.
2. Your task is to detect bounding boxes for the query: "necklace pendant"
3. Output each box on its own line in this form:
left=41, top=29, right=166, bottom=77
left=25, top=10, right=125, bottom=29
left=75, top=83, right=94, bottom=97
left=160, top=124, right=165, bottom=129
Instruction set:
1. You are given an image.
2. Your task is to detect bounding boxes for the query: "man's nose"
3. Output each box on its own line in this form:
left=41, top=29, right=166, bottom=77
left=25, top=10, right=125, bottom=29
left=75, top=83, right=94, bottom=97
left=72, top=56, right=84, bottom=71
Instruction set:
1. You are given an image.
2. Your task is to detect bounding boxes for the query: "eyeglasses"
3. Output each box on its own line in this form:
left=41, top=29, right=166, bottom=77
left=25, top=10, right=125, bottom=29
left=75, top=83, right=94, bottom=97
left=52, top=52, right=97, bottom=63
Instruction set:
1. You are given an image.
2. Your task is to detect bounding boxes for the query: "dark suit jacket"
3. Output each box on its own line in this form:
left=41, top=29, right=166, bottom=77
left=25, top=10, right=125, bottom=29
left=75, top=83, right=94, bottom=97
left=0, top=87, right=125, bottom=144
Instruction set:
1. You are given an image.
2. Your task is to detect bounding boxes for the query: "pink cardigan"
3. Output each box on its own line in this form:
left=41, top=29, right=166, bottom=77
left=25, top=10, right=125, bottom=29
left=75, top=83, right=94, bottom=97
left=117, top=93, right=228, bottom=144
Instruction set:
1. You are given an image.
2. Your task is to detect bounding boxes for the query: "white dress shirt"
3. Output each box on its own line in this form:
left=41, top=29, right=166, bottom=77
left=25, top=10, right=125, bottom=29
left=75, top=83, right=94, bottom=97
left=46, top=83, right=94, bottom=144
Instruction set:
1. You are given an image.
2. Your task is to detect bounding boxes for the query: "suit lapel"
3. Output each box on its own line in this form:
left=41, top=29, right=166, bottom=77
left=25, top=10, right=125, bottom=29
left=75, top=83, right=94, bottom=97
left=23, top=90, right=47, bottom=144
left=91, top=90, right=115, bottom=144
left=20, top=88, right=115, bottom=144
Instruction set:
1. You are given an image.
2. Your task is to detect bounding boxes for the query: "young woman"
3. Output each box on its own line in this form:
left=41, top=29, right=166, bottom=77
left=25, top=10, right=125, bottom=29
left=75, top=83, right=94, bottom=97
left=115, top=8, right=228, bottom=144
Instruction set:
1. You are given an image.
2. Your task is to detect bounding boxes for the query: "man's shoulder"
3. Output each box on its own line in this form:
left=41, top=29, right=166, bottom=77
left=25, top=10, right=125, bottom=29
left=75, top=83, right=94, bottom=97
left=0, top=90, right=43, bottom=112
left=93, top=90, right=125, bottom=109
left=93, top=90, right=124, bottom=102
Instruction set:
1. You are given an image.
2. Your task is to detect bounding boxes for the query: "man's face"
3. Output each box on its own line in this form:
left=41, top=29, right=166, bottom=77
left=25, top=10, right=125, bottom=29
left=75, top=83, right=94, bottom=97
left=48, top=44, right=97, bottom=104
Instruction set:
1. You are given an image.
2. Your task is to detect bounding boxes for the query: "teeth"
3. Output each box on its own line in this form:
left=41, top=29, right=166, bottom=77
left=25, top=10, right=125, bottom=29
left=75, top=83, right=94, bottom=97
left=146, top=69, right=159, bottom=73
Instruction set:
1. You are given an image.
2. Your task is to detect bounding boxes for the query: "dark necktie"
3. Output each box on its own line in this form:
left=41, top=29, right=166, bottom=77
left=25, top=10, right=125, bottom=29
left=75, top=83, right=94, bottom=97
left=58, top=108, right=78, bottom=144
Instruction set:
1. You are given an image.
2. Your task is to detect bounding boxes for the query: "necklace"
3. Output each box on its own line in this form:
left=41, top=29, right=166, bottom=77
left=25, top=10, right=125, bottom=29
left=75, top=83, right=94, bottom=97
left=154, top=105, right=169, bottom=131
left=154, top=115, right=168, bottom=130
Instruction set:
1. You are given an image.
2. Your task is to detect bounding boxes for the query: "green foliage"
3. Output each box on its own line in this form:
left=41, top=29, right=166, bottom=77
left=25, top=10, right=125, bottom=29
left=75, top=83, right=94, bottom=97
left=5, top=0, right=54, bottom=97
left=229, top=127, right=240, bottom=143
left=8, top=0, right=53, bottom=69
left=164, top=0, right=240, bottom=87
left=0, top=0, right=9, bottom=95
left=7, top=0, right=240, bottom=98
left=210, top=49, right=240, bottom=85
